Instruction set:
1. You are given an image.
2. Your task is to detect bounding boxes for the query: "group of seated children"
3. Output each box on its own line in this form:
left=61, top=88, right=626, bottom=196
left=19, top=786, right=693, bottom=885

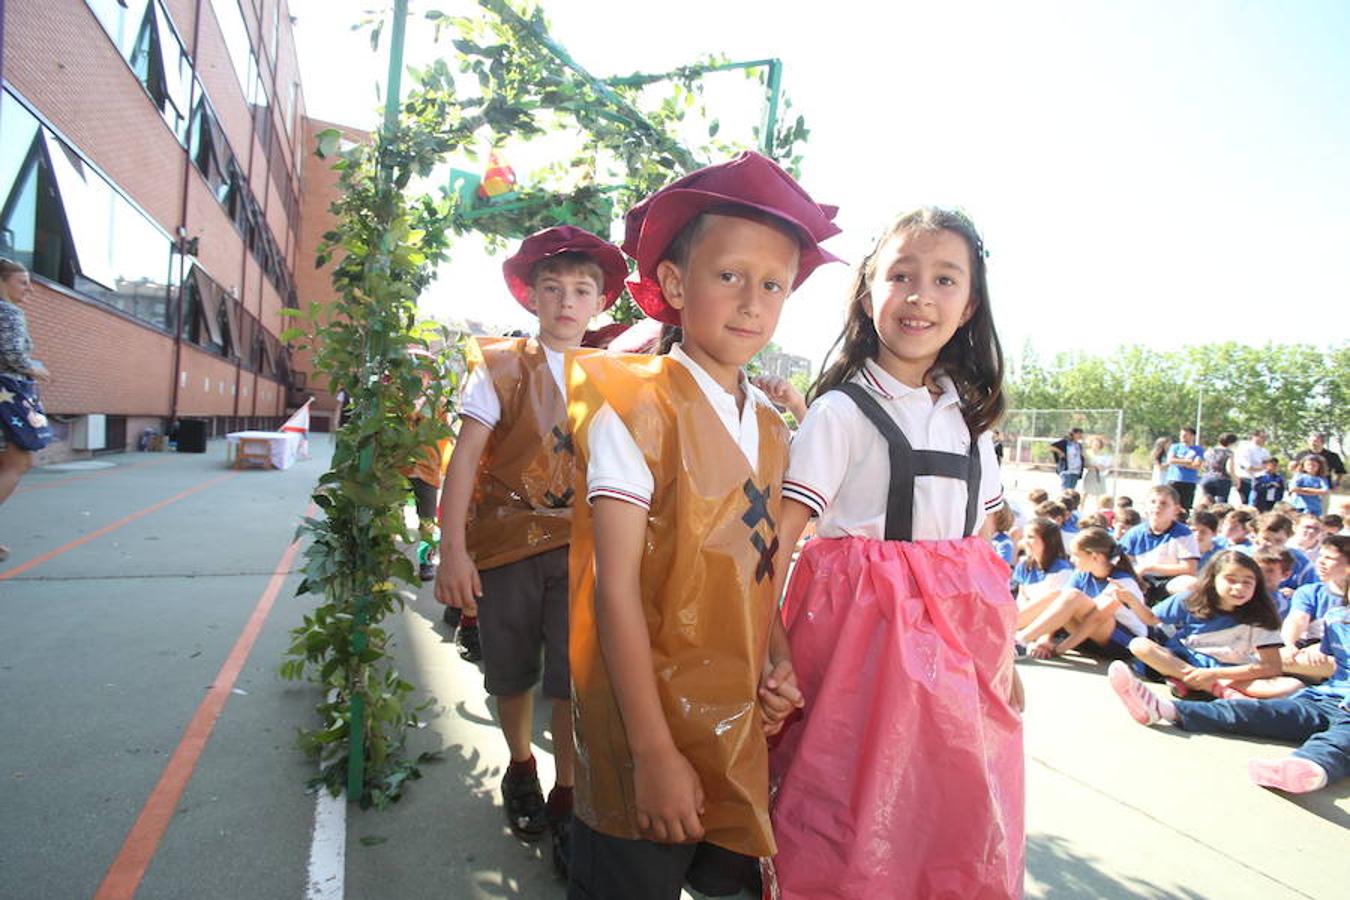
left=1003, top=480, right=1348, bottom=794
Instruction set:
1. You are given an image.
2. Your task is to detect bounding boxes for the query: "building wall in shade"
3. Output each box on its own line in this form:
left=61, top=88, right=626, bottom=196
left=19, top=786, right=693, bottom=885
left=1, top=0, right=346, bottom=459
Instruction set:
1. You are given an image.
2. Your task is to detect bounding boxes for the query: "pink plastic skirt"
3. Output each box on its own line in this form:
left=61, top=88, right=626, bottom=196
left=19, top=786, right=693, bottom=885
left=769, top=536, right=1023, bottom=899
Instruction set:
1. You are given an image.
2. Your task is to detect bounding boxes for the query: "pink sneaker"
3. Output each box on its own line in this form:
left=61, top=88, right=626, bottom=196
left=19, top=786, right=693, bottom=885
left=1248, top=757, right=1328, bottom=793
left=1108, top=661, right=1171, bottom=725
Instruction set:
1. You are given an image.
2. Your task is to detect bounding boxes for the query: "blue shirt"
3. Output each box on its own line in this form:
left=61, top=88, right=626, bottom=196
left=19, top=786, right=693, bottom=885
left=1166, top=443, right=1204, bottom=484
left=992, top=532, right=1015, bottom=566
left=1290, top=582, right=1344, bottom=640
left=1121, top=521, right=1200, bottom=572
left=1069, top=568, right=1149, bottom=635
left=1289, top=474, right=1328, bottom=516
left=1154, top=593, right=1283, bottom=667
left=1307, top=605, right=1350, bottom=709
left=1248, top=472, right=1285, bottom=508
left=1011, top=556, right=1072, bottom=591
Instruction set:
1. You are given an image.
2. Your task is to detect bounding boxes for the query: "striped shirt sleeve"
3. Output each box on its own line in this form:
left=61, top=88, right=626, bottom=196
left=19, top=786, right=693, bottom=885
left=586, top=403, right=654, bottom=510
left=782, top=396, right=850, bottom=517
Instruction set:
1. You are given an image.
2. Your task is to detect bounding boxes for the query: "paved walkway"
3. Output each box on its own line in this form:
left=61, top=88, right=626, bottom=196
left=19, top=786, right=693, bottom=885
left=1, top=447, right=1345, bottom=899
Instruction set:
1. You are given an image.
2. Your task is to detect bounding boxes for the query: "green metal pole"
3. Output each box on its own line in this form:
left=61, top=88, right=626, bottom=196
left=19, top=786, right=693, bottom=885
left=761, top=59, right=782, bottom=156
left=347, top=0, right=409, bottom=804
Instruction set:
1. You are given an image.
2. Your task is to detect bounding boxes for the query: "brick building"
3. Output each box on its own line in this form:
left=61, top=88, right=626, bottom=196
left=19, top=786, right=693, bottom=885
left=1, top=0, right=347, bottom=460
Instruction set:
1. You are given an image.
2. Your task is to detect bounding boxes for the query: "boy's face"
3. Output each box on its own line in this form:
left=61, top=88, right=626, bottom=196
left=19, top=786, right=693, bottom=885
left=1315, top=545, right=1347, bottom=587
left=1296, top=519, right=1324, bottom=545
left=660, top=214, right=799, bottom=375
left=1223, top=517, right=1247, bottom=540
left=1180, top=428, right=1195, bottom=443
left=1146, top=492, right=1179, bottom=531
left=1193, top=523, right=1214, bottom=548
left=528, top=268, right=603, bottom=348
left=1258, top=526, right=1289, bottom=549
left=1264, top=459, right=1278, bottom=473
left=1257, top=561, right=1284, bottom=593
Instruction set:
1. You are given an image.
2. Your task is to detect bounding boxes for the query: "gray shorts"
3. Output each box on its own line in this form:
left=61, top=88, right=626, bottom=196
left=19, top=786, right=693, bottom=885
left=477, top=546, right=570, bottom=700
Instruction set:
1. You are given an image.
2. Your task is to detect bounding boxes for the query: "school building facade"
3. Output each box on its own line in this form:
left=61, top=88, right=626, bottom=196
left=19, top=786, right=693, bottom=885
left=1, top=0, right=348, bottom=460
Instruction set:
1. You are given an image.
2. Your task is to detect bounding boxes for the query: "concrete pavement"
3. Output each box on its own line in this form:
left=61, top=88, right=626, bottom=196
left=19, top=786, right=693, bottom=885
left=1, top=446, right=1345, bottom=899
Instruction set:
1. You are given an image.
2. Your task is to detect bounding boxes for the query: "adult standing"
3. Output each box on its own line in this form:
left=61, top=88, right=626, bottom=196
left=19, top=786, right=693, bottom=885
left=1165, top=426, right=1205, bottom=511
left=1081, top=434, right=1113, bottom=499
left=1200, top=432, right=1240, bottom=504
left=1235, top=430, right=1271, bottom=504
left=1293, top=434, right=1345, bottom=491
left=1050, top=427, right=1085, bottom=490
left=0, top=258, right=53, bottom=562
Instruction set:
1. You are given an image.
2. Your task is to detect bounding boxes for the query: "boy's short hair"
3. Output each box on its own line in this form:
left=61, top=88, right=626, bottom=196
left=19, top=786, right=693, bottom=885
left=1265, top=456, right=1280, bottom=467
left=1036, top=500, right=1066, bottom=520
left=1115, top=496, right=1133, bottom=508
left=1254, top=547, right=1295, bottom=574
left=529, top=251, right=607, bottom=294
left=1224, top=508, right=1255, bottom=527
left=1078, top=514, right=1109, bottom=531
left=1209, top=503, right=1233, bottom=520
left=1297, top=513, right=1323, bottom=526
left=1192, top=510, right=1219, bottom=531
left=1117, top=508, right=1142, bottom=528
left=1324, top=534, right=1350, bottom=559
left=662, top=204, right=803, bottom=272
left=991, top=502, right=1015, bottom=533
left=1322, top=514, right=1344, bottom=530
left=1059, top=489, right=1081, bottom=511
left=1027, top=488, right=1049, bottom=505
left=1257, top=512, right=1293, bottom=536
left=1149, top=484, right=1181, bottom=505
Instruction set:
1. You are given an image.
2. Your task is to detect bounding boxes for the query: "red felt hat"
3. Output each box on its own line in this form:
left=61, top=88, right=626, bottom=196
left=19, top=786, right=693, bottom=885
left=622, top=151, right=842, bottom=326
left=502, top=225, right=628, bottom=310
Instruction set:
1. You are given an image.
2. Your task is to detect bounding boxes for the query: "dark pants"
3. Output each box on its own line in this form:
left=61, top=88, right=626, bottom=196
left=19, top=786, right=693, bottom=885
left=1200, top=478, right=1232, bottom=503
left=1168, top=480, right=1197, bottom=510
left=1059, top=472, right=1082, bottom=490
left=1175, top=691, right=1350, bottom=782
left=1238, top=478, right=1253, bottom=504
left=410, top=477, right=439, bottom=520
left=568, top=818, right=757, bottom=900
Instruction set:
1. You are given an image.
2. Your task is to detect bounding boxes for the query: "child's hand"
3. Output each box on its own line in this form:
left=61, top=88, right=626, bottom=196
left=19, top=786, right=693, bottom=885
left=1297, top=646, right=1331, bottom=669
left=633, top=746, right=705, bottom=843
left=434, top=546, right=482, bottom=615
left=1028, top=636, right=1056, bottom=659
left=1180, top=667, right=1222, bottom=689
left=751, top=375, right=807, bottom=422
left=758, top=657, right=805, bottom=736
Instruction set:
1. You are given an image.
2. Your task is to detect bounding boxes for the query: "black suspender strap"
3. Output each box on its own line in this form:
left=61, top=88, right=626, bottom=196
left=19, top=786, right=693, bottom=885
left=832, top=382, right=984, bottom=541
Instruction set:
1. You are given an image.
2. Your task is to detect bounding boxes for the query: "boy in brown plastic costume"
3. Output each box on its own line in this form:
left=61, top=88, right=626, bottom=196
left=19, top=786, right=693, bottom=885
left=435, top=226, right=627, bottom=877
left=565, top=152, right=840, bottom=899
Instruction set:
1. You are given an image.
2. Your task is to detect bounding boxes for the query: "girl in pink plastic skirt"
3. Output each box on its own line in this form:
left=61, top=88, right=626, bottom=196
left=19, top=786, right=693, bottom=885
left=765, top=208, right=1023, bottom=899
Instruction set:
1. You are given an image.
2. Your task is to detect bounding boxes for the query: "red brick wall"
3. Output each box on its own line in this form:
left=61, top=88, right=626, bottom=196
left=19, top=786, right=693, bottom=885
left=23, top=284, right=175, bottom=415
left=5, top=0, right=186, bottom=233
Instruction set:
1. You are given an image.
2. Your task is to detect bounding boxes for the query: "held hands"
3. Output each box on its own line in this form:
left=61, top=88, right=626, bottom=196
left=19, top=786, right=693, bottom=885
left=433, top=545, right=482, bottom=616
left=633, top=746, right=706, bottom=843
left=751, top=375, right=807, bottom=422
left=758, top=657, right=805, bottom=736
left=1179, top=666, right=1223, bottom=689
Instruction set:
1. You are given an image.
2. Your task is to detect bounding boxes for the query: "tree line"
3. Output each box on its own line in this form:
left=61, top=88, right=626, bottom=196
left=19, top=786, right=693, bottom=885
left=1004, top=341, right=1348, bottom=467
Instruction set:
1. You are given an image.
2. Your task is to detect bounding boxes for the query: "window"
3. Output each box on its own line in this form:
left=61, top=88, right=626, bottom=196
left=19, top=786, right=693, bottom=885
left=87, top=0, right=192, bottom=145
left=0, top=89, right=175, bottom=332
left=210, top=0, right=256, bottom=101
left=184, top=265, right=227, bottom=354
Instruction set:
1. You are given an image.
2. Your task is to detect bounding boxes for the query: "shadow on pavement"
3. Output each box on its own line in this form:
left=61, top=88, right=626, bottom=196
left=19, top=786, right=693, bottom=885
left=1028, top=833, right=1208, bottom=899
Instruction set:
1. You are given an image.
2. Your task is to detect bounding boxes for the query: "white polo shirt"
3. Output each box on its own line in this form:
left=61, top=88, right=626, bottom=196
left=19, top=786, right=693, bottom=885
left=586, top=345, right=775, bottom=509
left=458, top=338, right=566, bottom=428
left=782, top=360, right=1004, bottom=542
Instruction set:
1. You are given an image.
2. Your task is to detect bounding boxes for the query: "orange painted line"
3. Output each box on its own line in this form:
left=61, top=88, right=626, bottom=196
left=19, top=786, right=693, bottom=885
left=0, top=472, right=238, bottom=582
left=15, top=455, right=177, bottom=495
left=93, top=507, right=313, bottom=900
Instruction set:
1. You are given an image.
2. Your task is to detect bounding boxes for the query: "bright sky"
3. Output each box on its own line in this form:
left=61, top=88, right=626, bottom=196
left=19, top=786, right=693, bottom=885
left=289, top=0, right=1350, bottom=371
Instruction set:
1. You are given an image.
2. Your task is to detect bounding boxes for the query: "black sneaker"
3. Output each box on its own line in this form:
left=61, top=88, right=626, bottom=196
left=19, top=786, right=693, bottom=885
left=549, top=814, right=571, bottom=880
left=442, top=605, right=462, bottom=631
left=501, top=769, right=548, bottom=842
left=458, top=623, right=482, bottom=663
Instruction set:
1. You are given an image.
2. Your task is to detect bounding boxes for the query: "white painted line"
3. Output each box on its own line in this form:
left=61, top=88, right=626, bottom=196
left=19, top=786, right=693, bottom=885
left=305, top=781, right=346, bottom=900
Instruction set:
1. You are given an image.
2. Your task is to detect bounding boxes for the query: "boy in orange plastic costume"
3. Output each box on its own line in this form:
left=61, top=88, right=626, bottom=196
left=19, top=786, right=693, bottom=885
left=565, top=152, right=840, bottom=899
left=435, top=226, right=627, bottom=877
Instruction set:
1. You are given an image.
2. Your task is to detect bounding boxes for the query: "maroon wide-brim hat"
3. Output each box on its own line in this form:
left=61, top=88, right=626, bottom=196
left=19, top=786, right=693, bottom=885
left=623, top=151, right=842, bottom=326
left=502, top=225, right=629, bottom=310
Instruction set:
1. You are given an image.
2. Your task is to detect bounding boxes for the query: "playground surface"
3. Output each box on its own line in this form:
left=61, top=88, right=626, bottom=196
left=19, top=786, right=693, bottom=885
left=1, top=446, right=1345, bottom=899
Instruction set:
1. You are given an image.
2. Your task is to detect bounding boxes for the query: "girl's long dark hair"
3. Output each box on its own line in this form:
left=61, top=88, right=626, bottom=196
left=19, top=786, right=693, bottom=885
left=1074, top=527, right=1146, bottom=593
left=808, top=207, right=1005, bottom=434
left=1187, top=550, right=1281, bottom=629
left=1026, top=517, right=1067, bottom=573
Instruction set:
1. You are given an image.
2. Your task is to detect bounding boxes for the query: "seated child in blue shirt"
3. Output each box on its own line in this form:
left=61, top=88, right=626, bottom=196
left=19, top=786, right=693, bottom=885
left=1279, top=536, right=1348, bottom=686
left=1013, top=518, right=1074, bottom=629
left=1127, top=551, right=1300, bottom=700
left=990, top=503, right=1016, bottom=567
left=1253, top=547, right=1296, bottom=618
